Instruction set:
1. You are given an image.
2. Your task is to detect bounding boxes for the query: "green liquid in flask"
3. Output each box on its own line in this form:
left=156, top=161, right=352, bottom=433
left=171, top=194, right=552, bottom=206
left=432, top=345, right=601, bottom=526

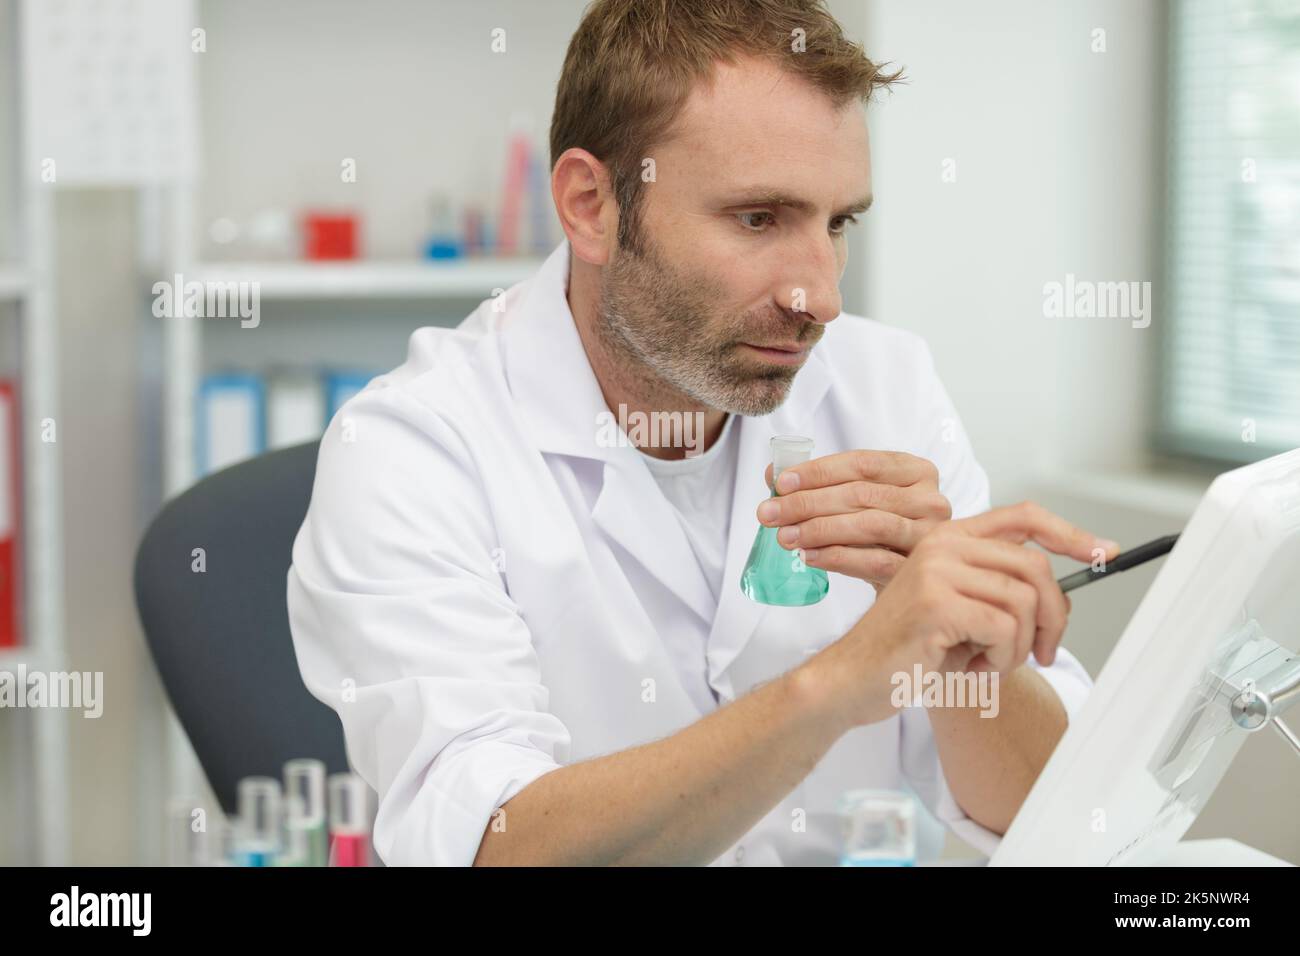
left=739, top=436, right=829, bottom=607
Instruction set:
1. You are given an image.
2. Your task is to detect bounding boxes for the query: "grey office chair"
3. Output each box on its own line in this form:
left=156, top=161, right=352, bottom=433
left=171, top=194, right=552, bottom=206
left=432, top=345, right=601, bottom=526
left=133, top=440, right=349, bottom=817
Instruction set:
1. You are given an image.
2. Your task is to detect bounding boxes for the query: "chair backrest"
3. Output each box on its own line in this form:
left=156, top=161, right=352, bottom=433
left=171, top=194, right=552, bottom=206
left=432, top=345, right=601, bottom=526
left=133, top=440, right=348, bottom=816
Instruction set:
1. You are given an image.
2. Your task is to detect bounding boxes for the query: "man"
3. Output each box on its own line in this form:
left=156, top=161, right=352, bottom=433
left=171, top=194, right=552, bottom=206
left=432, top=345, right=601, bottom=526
left=287, top=0, right=1117, bottom=866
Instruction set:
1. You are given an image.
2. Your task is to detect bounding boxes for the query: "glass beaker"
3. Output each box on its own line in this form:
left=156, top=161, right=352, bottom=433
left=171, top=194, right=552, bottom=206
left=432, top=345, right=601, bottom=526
left=837, top=789, right=917, bottom=866
left=739, top=435, right=829, bottom=606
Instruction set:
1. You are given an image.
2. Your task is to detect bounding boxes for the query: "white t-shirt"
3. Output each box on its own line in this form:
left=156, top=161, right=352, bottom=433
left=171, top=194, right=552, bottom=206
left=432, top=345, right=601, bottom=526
left=639, top=412, right=741, bottom=614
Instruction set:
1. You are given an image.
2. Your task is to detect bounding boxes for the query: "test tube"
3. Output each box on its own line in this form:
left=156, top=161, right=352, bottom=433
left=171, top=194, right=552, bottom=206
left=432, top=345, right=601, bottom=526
left=328, top=772, right=372, bottom=867
left=284, top=758, right=329, bottom=867
left=235, top=776, right=284, bottom=867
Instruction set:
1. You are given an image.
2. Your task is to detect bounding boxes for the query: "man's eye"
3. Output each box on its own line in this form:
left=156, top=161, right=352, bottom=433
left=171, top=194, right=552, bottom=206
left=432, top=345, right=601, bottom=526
left=830, top=215, right=860, bottom=235
left=736, top=211, right=775, bottom=231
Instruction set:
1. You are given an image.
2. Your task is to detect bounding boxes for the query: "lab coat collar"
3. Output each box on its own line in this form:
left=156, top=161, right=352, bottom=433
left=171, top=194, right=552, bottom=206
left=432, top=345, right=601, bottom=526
left=502, top=240, right=833, bottom=695
left=501, top=241, right=615, bottom=463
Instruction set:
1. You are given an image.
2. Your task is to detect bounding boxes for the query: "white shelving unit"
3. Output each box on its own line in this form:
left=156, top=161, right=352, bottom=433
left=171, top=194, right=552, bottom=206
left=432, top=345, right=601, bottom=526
left=139, top=0, right=554, bottom=864
left=1, top=50, right=68, bottom=863
left=182, top=258, right=543, bottom=301
left=4, top=0, right=554, bottom=866
left=16, top=0, right=197, bottom=866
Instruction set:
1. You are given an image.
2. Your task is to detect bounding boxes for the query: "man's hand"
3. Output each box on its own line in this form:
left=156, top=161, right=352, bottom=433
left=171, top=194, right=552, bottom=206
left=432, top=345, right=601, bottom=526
left=805, top=501, right=1118, bottom=730
left=757, top=450, right=951, bottom=590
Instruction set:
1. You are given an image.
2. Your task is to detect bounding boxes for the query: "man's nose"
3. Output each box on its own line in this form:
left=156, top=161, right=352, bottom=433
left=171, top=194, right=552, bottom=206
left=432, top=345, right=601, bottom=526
left=773, top=236, right=843, bottom=325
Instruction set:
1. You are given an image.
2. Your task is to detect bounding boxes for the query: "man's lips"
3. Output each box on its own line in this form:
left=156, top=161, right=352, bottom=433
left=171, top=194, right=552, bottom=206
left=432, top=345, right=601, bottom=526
left=739, top=342, right=812, bottom=365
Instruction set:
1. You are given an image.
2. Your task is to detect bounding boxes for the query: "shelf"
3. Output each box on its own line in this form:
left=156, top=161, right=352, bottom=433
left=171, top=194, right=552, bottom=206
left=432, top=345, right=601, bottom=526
left=168, top=258, right=546, bottom=301
left=0, top=268, right=27, bottom=301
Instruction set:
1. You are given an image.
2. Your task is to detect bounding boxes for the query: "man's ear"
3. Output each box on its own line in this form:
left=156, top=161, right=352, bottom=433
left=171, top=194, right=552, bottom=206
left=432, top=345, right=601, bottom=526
left=552, top=147, right=618, bottom=267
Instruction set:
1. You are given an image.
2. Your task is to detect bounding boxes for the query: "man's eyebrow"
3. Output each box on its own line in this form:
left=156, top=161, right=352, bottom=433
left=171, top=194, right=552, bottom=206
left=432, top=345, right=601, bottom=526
left=719, top=189, right=873, bottom=216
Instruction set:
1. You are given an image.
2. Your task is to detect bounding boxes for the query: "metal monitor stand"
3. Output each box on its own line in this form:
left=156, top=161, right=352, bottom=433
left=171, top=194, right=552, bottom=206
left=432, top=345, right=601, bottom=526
left=1227, top=651, right=1300, bottom=758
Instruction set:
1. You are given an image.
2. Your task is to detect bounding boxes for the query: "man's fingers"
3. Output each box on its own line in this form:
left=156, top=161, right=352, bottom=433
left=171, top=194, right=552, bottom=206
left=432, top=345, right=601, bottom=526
left=800, top=545, right=904, bottom=584
left=950, top=595, right=1019, bottom=670
left=757, top=481, right=949, bottom=526
left=956, top=501, right=1118, bottom=565
left=779, top=509, right=925, bottom=554
left=771, top=449, right=939, bottom=494
left=952, top=536, right=1069, bottom=666
left=948, top=563, right=1037, bottom=669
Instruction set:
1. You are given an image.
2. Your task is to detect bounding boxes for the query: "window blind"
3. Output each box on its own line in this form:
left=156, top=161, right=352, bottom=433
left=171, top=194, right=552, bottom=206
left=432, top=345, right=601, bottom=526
left=1160, top=0, right=1300, bottom=462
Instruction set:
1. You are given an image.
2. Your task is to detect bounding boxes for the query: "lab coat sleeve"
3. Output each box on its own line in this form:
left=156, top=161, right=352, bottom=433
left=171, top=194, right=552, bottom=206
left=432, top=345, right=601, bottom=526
left=899, top=340, right=1095, bottom=857
left=286, top=387, right=570, bottom=866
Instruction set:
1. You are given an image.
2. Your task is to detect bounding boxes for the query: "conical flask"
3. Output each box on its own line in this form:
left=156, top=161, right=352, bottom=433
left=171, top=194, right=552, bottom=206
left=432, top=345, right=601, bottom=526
left=740, top=435, right=829, bottom=606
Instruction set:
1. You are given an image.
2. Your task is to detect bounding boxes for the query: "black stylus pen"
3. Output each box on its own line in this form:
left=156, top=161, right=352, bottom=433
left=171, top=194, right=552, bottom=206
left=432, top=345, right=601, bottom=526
left=1056, top=533, right=1181, bottom=593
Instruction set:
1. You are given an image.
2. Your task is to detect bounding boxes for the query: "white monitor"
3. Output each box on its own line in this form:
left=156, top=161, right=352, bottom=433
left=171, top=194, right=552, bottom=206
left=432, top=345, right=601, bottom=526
left=990, top=447, right=1300, bottom=866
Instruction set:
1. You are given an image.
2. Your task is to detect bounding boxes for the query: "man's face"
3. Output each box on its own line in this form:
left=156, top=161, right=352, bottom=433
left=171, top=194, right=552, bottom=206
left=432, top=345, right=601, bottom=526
left=597, top=55, right=872, bottom=416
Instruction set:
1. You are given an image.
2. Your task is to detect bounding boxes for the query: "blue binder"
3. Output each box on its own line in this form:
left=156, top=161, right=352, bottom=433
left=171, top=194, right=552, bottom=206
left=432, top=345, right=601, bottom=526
left=196, top=372, right=266, bottom=476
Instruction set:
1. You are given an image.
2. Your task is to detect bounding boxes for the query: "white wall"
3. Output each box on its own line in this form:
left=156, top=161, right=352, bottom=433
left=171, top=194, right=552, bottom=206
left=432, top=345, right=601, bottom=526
left=863, top=0, right=1168, bottom=500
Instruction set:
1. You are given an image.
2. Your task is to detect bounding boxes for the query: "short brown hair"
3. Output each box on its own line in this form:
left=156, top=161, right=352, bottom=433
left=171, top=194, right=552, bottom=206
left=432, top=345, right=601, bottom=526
left=549, top=0, right=901, bottom=254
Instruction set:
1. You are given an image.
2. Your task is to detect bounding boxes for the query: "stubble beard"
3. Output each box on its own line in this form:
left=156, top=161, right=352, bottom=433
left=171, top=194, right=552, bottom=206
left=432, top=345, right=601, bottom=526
left=595, top=234, right=818, bottom=417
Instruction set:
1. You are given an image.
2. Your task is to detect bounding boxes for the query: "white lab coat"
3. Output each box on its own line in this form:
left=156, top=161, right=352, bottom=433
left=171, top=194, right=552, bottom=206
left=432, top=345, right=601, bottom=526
left=286, top=240, right=1093, bottom=866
